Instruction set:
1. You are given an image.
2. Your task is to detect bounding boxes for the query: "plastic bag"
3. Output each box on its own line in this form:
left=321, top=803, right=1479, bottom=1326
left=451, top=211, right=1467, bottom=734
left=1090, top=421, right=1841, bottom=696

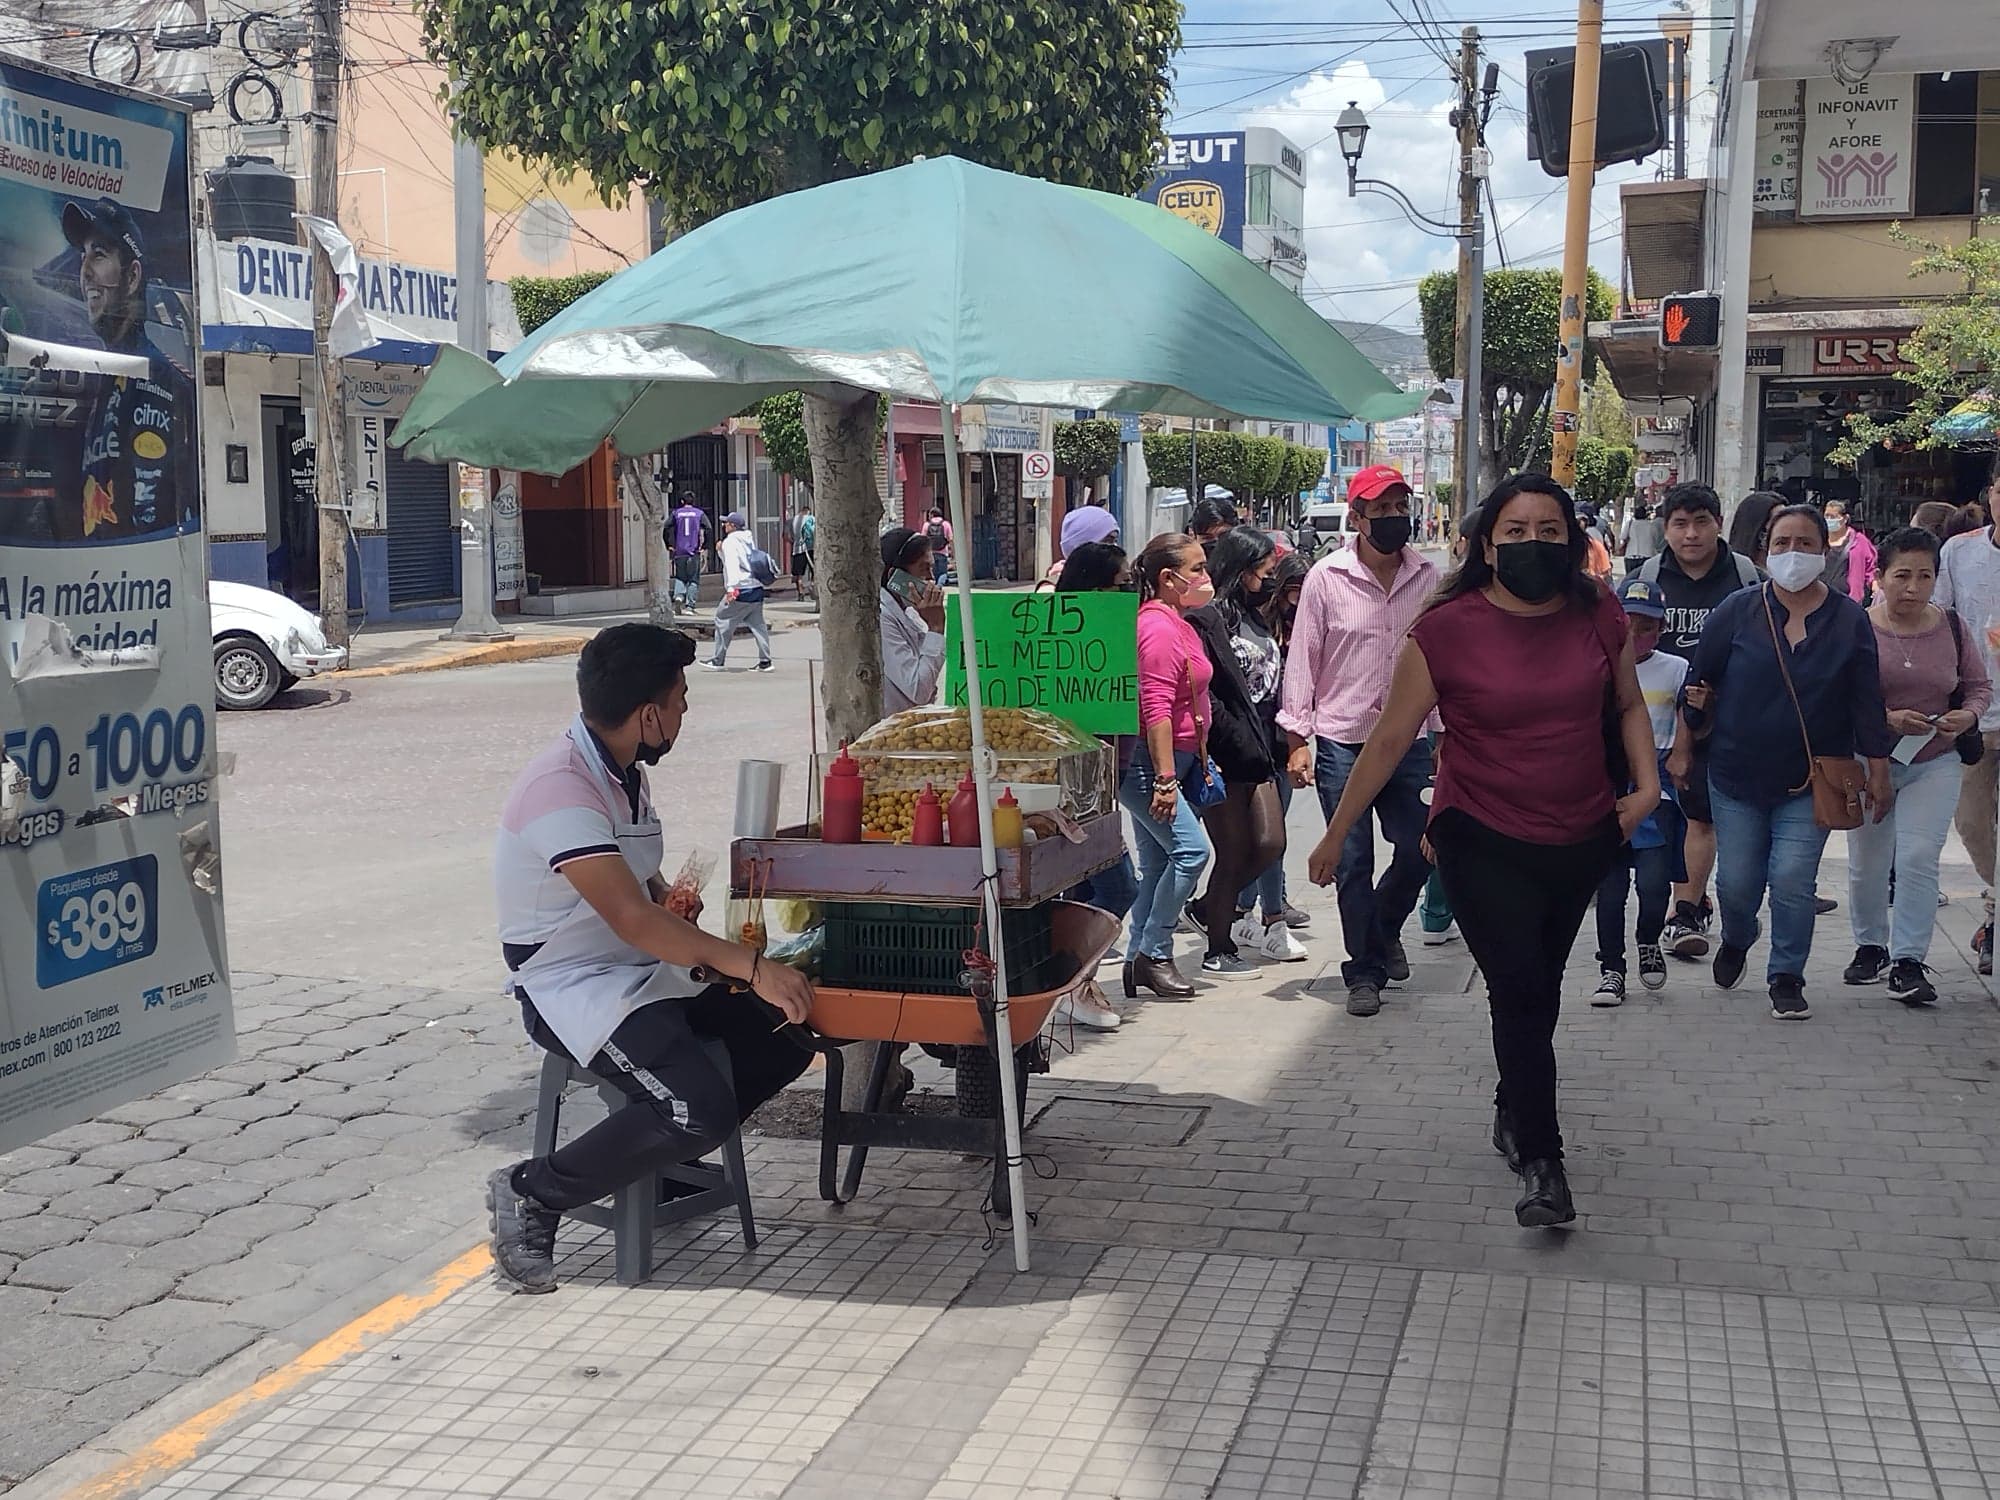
left=663, top=850, right=714, bottom=923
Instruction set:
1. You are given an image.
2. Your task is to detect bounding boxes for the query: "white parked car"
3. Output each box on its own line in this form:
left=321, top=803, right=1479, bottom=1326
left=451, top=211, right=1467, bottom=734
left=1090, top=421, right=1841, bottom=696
left=210, top=580, right=348, bottom=710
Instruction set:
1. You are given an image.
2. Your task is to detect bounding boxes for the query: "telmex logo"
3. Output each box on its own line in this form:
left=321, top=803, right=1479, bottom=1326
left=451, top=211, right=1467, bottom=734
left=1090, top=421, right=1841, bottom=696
left=1157, top=181, right=1224, bottom=236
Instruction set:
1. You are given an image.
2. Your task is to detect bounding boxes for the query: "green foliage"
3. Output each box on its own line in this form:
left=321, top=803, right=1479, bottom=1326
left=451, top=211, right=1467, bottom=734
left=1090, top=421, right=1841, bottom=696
left=1239, top=434, right=1286, bottom=495
left=1833, top=219, right=2000, bottom=467
left=1053, top=419, right=1121, bottom=481
left=1585, top=381, right=1635, bottom=447
left=1572, top=436, right=1636, bottom=510
left=1418, top=267, right=1614, bottom=477
left=1143, top=432, right=1326, bottom=499
left=1141, top=432, right=1189, bottom=492
left=421, top=0, right=1183, bottom=230
left=756, top=390, right=887, bottom=481
left=1278, top=442, right=1326, bottom=498
left=757, top=391, right=811, bottom=481
left=1433, top=479, right=1454, bottom=512
left=510, top=271, right=616, bottom=334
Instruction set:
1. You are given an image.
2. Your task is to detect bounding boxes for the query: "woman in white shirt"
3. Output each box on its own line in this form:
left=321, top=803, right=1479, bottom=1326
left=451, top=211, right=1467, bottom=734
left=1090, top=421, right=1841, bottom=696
left=879, top=527, right=949, bottom=714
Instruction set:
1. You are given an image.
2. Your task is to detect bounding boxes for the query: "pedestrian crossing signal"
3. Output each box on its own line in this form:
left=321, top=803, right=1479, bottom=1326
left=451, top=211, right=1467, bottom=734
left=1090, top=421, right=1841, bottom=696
left=1660, top=294, right=1721, bottom=351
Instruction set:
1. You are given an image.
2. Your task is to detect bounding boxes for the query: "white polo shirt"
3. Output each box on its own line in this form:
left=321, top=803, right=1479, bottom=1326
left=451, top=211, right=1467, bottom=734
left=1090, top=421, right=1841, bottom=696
left=495, top=715, right=701, bottom=1063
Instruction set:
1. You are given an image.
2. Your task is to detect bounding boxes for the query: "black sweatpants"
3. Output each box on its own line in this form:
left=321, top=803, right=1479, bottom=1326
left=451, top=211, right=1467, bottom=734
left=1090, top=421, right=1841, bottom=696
left=1428, top=809, right=1620, bottom=1167
left=518, top=986, right=812, bottom=1212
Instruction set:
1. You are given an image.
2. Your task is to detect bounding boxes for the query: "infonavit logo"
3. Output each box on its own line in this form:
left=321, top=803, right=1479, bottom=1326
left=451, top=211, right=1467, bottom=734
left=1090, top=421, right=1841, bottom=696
left=1815, top=149, right=1900, bottom=203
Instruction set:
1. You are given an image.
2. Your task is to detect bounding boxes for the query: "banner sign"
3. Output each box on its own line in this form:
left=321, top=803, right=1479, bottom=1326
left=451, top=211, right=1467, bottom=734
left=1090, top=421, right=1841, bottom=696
left=1753, top=83, right=1803, bottom=212
left=1800, top=75, right=1915, bottom=219
left=944, top=590, right=1138, bottom=736
left=0, top=58, right=233, bottom=1153
left=1143, top=133, right=1247, bottom=251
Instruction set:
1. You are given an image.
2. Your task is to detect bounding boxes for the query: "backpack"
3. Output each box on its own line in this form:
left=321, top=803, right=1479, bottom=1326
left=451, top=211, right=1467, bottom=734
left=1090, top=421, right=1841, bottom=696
left=1638, top=550, right=1760, bottom=590
left=748, top=547, right=780, bottom=586
left=925, top=519, right=949, bottom=550
left=797, top=514, right=816, bottom=551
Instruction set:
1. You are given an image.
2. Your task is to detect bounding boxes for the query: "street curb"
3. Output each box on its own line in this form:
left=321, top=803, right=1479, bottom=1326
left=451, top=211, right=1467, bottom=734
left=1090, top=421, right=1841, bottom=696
left=337, top=636, right=592, bottom=679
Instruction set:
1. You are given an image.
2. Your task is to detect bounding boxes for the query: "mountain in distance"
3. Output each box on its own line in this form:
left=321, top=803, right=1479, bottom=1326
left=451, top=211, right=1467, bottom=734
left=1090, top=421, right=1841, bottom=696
left=1327, top=320, right=1432, bottom=386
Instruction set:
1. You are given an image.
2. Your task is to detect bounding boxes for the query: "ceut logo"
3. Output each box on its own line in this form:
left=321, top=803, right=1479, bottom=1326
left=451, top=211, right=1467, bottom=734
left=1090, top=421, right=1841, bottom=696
left=1157, top=181, right=1224, bottom=236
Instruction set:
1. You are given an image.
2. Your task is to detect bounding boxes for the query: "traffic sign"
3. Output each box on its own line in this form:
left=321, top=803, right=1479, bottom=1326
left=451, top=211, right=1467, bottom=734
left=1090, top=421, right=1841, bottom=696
left=1022, top=449, right=1054, bottom=499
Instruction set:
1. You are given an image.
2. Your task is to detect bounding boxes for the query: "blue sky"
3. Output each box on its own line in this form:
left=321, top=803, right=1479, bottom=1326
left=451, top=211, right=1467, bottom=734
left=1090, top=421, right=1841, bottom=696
left=1167, top=0, right=1709, bottom=330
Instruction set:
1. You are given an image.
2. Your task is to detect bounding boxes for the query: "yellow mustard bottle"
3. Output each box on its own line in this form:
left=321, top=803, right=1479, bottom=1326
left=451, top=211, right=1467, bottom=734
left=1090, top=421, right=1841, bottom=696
left=991, top=786, right=1024, bottom=849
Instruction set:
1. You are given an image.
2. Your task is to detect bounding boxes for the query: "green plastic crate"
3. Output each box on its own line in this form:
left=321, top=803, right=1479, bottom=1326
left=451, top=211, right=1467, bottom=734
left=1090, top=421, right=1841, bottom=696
left=820, top=902, right=1054, bottom=997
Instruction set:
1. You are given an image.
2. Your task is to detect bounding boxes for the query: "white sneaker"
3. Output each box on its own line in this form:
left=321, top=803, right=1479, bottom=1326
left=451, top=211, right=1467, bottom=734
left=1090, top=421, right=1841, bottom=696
left=1421, top=922, right=1460, bottom=947
left=1255, top=922, right=1309, bottom=964
left=1231, top=917, right=1264, bottom=951
left=1056, top=981, right=1121, bottom=1030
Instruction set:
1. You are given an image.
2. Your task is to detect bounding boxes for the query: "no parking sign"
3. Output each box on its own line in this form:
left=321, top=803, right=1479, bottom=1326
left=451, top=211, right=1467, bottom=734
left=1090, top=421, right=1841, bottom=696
left=1021, top=449, right=1054, bottom=499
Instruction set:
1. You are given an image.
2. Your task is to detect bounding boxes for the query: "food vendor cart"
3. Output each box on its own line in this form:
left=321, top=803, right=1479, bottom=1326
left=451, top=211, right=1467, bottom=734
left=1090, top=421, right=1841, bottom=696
left=729, top=706, right=1122, bottom=1217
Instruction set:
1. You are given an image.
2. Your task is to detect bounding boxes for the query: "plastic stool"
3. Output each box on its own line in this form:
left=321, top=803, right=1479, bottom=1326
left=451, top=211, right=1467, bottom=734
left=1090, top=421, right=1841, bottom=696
left=530, top=1043, right=758, bottom=1285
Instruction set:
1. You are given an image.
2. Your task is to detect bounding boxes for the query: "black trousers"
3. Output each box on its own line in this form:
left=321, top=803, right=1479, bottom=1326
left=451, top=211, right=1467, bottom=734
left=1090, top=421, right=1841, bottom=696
left=1429, top=809, right=1620, bottom=1166
left=518, top=987, right=812, bottom=1212
left=1595, top=842, right=1674, bottom=974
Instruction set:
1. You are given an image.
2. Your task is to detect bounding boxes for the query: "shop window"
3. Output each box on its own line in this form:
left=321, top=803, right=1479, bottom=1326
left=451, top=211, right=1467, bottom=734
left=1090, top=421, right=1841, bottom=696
left=1246, top=164, right=1271, bottom=227
left=1979, top=73, right=2000, bottom=214
left=1270, top=172, right=1305, bottom=236
left=1913, top=72, right=1979, bottom=218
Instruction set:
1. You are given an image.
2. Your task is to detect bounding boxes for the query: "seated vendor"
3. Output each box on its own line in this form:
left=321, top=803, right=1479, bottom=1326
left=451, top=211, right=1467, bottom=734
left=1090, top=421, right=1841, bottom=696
left=488, top=624, right=814, bottom=1293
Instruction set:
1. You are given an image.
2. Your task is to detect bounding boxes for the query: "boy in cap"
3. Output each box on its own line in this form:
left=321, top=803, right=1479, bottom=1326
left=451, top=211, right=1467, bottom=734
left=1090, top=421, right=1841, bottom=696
left=1591, top=577, right=1689, bottom=1003
left=707, top=511, right=772, bottom=671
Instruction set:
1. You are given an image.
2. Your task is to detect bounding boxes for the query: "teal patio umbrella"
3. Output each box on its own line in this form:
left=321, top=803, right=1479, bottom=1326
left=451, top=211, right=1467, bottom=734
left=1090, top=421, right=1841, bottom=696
left=394, top=156, right=1419, bottom=1269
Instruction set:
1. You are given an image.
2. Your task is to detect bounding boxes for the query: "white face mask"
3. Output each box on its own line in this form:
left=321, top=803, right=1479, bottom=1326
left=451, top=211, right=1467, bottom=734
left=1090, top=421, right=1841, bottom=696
left=1766, top=550, right=1822, bottom=592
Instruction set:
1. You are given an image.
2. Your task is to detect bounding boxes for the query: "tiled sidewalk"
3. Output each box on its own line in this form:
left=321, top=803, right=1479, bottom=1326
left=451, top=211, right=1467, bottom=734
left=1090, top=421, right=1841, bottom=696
left=143, top=1221, right=2000, bottom=1500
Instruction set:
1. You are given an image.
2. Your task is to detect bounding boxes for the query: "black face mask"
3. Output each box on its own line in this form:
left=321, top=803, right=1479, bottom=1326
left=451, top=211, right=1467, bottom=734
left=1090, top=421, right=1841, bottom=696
left=1492, top=540, right=1571, bottom=604
left=635, top=709, right=674, bottom=766
left=1367, top=514, right=1413, bottom=554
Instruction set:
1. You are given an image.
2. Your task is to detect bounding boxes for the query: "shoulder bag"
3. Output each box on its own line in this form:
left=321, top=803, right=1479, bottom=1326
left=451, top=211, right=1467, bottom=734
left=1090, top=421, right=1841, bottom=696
left=1761, top=586, right=1866, bottom=829
left=1943, top=609, right=1986, bottom=766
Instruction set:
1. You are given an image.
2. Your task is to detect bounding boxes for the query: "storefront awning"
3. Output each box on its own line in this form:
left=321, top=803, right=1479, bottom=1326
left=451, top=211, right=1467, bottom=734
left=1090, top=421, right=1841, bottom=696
left=1620, top=180, right=1708, bottom=303
left=1741, top=1, right=1993, bottom=80
left=1587, top=317, right=1717, bottom=404
left=196, top=235, right=521, bottom=367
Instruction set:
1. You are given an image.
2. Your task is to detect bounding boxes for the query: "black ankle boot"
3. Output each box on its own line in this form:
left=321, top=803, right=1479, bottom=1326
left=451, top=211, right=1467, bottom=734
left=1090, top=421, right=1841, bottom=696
left=1514, top=1158, right=1576, bottom=1228
left=1491, top=1105, right=1523, bottom=1176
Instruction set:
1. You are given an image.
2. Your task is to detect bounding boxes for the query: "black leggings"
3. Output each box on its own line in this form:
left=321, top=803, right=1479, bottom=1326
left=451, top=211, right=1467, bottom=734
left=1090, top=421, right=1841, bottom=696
left=1429, top=809, right=1619, bottom=1166
left=1197, top=778, right=1286, bottom=956
left=518, top=987, right=812, bottom=1211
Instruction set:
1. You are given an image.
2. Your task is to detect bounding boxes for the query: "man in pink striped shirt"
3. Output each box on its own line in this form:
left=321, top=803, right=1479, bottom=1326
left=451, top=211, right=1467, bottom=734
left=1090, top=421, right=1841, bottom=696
left=1279, top=465, right=1439, bottom=1016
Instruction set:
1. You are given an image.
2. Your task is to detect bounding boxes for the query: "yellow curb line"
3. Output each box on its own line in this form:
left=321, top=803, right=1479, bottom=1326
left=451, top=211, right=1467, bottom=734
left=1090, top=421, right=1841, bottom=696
left=338, top=636, right=591, bottom=679
left=66, top=1245, right=491, bottom=1500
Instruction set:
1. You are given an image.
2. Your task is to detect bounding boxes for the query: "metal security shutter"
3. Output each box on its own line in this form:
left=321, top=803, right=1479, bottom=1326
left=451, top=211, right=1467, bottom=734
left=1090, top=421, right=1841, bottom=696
left=384, top=451, right=457, bottom=604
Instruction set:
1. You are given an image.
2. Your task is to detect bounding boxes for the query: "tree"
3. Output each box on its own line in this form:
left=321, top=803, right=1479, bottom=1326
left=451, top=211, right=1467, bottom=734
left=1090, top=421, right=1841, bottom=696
left=1053, top=419, right=1120, bottom=482
left=511, top=272, right=615, bottom=334
left=1832, top=219, right=2000, bottom=467
left=422, top=0, right=1182, bottom=744
left=1585, top=380, right=1636, bottom=449
left=756, top=392, right=811, bottom=483
left=1572, top=435, right=1636, bottom=511
left=1419, top=266, right=1614, bottom=493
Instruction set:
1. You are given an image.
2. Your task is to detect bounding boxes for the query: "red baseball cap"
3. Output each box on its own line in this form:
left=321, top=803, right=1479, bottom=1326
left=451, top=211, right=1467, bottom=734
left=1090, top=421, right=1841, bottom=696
left=1348, top=464, right=1412, bottom=504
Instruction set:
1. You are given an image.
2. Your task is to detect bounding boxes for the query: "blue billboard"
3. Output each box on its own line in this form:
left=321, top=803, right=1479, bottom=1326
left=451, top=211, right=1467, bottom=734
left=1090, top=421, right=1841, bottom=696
left=1143, top=133, right=1246, bottom=251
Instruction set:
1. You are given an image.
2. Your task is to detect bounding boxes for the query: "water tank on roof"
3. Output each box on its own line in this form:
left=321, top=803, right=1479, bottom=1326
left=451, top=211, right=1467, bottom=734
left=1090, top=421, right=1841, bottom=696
left=208, top=155, right=297, bottom=242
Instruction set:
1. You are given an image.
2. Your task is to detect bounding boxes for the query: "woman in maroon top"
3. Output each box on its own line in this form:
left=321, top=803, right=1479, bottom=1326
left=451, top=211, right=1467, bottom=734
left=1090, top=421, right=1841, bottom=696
left=1308, top=474, right=1659, bottom=1228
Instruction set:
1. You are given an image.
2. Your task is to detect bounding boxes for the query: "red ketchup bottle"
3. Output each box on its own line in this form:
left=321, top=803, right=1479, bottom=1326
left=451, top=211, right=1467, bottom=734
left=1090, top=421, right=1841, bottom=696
left=911, top=782, right=945, bottom=846
left=946, top=770, right=982, bottom=847
left=821, top=743, right=864, bottom=844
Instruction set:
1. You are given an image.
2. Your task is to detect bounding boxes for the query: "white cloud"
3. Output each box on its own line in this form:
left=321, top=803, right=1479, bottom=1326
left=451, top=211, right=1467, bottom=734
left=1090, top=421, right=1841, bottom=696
left=1235, top=60, right=1647, bottom=335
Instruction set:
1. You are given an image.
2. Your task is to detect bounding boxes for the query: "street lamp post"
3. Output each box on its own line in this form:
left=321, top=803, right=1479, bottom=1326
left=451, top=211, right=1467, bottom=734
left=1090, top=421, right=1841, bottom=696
left=1336, top=102, right=1486, bottom=513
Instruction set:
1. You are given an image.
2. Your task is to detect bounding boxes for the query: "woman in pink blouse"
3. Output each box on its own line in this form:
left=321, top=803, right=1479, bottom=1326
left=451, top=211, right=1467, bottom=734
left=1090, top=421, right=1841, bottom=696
left=1118, top=534, right=1217, bottom=999
left=1845, top=526, right=1991, bottom=1005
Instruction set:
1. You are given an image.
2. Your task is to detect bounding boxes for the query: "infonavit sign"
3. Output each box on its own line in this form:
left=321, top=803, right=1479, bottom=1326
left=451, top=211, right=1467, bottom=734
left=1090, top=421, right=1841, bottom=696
left=1799, top=75, right=1915, bottom=219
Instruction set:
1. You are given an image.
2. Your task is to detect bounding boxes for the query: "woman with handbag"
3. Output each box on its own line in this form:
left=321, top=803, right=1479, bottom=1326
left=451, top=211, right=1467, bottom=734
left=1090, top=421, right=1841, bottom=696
left=1117, top=534, right=1217, bottom=999
left=1308, top=474, right=1659, bottom=1228
left=1187, top=526, right=1301, bottom=973
left=1841, top=527, right=1990, bottom=1005
left=1672, top=505, right=1896, bottom=1019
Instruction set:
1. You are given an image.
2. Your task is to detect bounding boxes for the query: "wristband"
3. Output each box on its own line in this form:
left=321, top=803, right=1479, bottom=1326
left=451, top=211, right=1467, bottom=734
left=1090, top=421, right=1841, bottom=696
left=1153, top=777, right=1179, bottom=792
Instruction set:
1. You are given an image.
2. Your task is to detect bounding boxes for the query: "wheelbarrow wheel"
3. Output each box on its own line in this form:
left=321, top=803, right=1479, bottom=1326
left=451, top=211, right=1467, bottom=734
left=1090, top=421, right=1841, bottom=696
left=955, top=1038, right=1034, bottom=1121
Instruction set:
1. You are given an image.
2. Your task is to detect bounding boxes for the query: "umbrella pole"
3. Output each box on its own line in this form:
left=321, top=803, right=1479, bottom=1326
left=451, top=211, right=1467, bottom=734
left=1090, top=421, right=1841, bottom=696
left=939, top=409, right=1032, bottom=1272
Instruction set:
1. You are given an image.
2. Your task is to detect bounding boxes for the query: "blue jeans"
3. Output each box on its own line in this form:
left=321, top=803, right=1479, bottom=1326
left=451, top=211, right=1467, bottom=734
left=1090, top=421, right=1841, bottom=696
left=1238, top=773, right=1293, bottom=919
left=1710, top=784, right=1830, bottom=982
left=1072, top=853, right=1139, bottom=925
left=1315, top=737, right=1435, bottom=988
left=1118, top=753, right=1212, bottom=961
left=1848, top=753, right=1960, bottom=962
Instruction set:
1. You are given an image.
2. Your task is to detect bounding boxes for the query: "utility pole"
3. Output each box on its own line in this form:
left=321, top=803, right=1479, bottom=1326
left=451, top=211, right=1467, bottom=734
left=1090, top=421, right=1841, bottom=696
left=443, top=103, right=510, bottom=641
left=1550, top=0, right=1604, bottom=487
left=307, top=0, right=349, bottom=646
left=1451, top=27, right=1482, bottom=515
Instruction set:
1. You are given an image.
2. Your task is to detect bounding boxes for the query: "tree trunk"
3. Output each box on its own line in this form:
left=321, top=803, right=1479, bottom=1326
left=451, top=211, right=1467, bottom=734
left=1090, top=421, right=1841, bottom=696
left=620, top=456, right=675, bottom=625
left=803, top=389, right=886, bottom=746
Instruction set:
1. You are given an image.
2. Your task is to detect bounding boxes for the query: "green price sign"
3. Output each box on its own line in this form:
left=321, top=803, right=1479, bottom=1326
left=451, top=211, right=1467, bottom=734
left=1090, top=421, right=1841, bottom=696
left=943, top=591, right=1139, bottom=735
